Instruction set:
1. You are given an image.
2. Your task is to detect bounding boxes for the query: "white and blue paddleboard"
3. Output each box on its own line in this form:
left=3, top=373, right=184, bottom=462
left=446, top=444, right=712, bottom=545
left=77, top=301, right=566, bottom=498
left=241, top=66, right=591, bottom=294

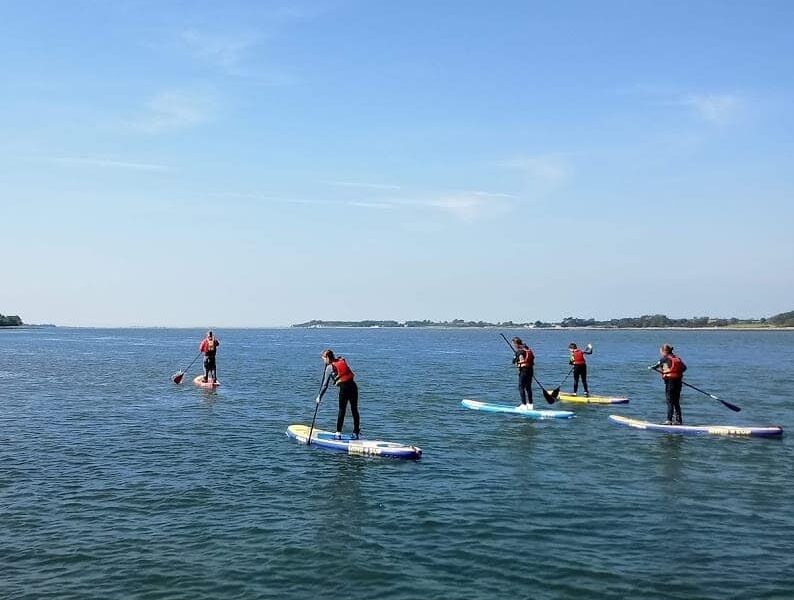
left=286, top=425, right=422, bottom=460
left=461, top=399, right=574, bottom=420
left=609, top=415, right=783, bottom=438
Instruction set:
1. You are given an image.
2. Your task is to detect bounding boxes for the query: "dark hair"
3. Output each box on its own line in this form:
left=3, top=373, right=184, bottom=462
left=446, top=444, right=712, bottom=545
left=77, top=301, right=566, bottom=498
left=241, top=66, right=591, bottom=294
left=321, top=348, right=336, bottom=361
left=568, top=343, right=577, bottom=349
left=661, top=344, right=674, bottom=354
left=511, top=337, right=523, bottom=345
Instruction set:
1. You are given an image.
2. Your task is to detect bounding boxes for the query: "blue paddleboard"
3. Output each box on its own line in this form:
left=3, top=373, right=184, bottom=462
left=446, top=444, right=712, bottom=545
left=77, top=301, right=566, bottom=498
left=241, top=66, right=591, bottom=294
left=461, top=399, right=574, bottom=420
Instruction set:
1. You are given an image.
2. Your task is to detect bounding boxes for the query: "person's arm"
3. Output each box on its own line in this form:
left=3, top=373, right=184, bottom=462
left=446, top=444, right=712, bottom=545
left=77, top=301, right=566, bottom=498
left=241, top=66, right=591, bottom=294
left=199, top=339, right=206, bottom=353
left=317, top=364, right=334, bottom=401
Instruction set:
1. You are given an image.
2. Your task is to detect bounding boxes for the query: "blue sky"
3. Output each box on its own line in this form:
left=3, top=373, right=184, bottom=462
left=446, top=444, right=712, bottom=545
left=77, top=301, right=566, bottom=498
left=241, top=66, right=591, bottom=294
left=2, top=0, right=793, bottom=326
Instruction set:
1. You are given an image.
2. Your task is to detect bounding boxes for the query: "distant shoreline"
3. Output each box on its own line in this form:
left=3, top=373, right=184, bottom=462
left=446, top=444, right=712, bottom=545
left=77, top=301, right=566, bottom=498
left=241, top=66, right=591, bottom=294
left=289, top=324, right=794, bottom=331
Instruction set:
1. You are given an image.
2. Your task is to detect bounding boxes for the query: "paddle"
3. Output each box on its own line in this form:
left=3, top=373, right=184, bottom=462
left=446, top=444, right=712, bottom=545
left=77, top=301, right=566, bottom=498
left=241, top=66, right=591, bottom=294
left=499, top=333, right=556, bottom=405
left=307, top=365, right=329, bottom=446
left=172, top=352, right=202, bottom=384
left=650, top=366, right=741, bottom=412
left=550, top=366, right=574, bottom=399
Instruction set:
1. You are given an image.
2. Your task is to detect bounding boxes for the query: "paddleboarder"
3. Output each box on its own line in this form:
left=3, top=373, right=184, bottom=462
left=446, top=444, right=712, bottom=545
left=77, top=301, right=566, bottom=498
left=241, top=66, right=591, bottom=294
left=199, top=330, right=220, bottom=383
left=568, top=343, right=593, bottom=397
left=652, top=344, right=687, bottom=425
left=318, top=348, right=361, bottom=439
left=511, top=337, right=535, bottom=410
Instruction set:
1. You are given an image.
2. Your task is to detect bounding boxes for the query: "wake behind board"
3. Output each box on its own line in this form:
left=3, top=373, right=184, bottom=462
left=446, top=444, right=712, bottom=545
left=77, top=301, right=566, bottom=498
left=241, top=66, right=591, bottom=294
left=557, top=393, right=629, bottom=405
left=609, top=415, right=783, bottom=438
left=193, top=375, right=220, bottom=389
left=286, top=425, right=422, bottom=460
left=461, top=399, right=574, bottom=420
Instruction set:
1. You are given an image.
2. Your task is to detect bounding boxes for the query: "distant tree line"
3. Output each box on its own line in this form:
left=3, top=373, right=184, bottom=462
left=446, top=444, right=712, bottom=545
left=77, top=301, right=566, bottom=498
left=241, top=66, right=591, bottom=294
left=0, top=314, right=23, bottom=326
left=294, top=311, right=794, bottom=329
left=768, top=311, right=794, bottom=327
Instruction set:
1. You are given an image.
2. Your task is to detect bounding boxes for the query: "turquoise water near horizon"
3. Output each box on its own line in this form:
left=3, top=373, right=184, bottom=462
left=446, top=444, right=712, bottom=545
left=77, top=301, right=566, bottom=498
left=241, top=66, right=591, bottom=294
left=1, top=327, right=793, bottom=599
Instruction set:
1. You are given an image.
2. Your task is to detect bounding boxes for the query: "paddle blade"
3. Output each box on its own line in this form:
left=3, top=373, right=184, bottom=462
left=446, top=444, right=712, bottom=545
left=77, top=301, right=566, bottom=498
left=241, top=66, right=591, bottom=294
left=721, top=399, right=741, bottom=412
left=542, top=389, right=556, bottom=404
left=172, top=371, right=184, bottom=384
left=550, top=387, right=561, bottom=399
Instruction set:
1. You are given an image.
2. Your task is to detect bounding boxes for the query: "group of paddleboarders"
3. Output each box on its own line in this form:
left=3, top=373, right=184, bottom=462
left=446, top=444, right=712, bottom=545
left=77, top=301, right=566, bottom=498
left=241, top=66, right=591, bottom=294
left=192, top=329, right=687, bottom=432
left=510, top=337, right=687, bottom=423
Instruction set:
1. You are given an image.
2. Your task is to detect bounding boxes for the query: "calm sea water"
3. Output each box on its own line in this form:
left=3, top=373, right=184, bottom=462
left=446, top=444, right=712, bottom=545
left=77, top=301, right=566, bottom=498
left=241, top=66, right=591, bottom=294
left=1, top=327, right=792, bottom=599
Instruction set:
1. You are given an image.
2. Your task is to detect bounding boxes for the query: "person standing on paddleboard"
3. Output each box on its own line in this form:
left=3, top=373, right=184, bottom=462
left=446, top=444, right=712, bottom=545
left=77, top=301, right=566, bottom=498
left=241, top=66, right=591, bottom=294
left=512, top=337, right=535, bottom=410
left=318, top=349, right=361, bottom=439
left=652, top=344, right=687, bottom=425
left=199, top=330, right=220, bottom=383
left=568, top=343, right=593, bottom=397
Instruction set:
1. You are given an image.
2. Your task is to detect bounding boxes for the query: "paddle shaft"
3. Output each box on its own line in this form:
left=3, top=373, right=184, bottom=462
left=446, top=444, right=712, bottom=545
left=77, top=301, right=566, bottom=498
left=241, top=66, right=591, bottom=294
left=173, top=351, right=202, bottom=382
left=307, top=365, right=328, bottom=446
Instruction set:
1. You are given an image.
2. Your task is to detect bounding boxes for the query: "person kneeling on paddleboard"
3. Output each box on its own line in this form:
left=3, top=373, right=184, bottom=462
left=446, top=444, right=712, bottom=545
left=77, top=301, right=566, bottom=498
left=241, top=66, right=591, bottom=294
left=511, top=337, right=535, bottom=410
left=319, top=349, right=361, bottom=440
left=568, top=343, right=593, bottom=397
left=651, top=344, right=687, bottom=425
left=199, top=330, right=220, bottom=383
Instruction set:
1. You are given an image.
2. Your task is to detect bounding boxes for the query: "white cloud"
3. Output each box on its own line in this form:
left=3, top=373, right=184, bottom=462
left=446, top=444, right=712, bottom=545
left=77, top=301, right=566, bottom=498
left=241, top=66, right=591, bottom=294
left=497, top=154, right=568, bottom=184
left=681, top=93, right=743, bottom=125
left=132, top=90, right=214, bottom=134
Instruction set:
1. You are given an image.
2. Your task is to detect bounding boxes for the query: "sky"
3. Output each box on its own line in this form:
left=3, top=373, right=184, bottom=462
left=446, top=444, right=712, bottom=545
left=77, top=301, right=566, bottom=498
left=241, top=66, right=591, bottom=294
left=1, top=0, right=793, bottom=327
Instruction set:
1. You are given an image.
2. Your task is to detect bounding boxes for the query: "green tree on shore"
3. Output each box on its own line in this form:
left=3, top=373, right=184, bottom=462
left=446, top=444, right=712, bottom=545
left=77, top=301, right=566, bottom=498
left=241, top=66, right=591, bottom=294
left=0, top=314, right=23, bottom=326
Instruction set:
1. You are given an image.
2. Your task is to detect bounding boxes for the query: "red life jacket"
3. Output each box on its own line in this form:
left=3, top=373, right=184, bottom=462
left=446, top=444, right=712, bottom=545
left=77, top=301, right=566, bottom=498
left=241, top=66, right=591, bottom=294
left=518, top=346, right=534, bottom=368
left=571, top=349, right=586, bottom=365
left=332, top=357, right=355, bottom=384
left=663, top=355, right=685, bottom=380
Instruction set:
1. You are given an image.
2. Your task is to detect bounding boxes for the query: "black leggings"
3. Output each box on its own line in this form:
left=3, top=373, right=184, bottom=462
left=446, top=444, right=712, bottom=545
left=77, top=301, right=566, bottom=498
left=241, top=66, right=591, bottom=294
left=665, top=379, right=683, bottom=423
left=203, top=356, right=217, bottom=380
left=518, top=368, right=533, bottom=405
left=573, top=364, right=589, bottom=394
left=336, top=381, right=360, bottom=434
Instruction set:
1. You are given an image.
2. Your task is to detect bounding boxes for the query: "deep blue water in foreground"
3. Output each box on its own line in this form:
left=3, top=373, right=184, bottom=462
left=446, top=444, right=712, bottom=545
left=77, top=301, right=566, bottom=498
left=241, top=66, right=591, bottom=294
left=1, top=327, right=793, bottom=599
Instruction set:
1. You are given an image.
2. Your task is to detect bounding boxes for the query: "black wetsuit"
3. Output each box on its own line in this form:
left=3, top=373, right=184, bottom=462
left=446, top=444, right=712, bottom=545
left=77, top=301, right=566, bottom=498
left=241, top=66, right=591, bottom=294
left=515, top=348, right=534, bottom=406
left=660, top=355, right=686, bottom=424
left=319, top=363, right=360, bottom=435
left=572, top=364, right=588, bottom=395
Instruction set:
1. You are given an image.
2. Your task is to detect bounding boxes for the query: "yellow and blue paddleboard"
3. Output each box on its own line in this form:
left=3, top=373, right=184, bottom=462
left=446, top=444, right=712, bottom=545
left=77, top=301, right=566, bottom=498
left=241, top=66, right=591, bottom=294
left=556, top=393, right=628, bottom=405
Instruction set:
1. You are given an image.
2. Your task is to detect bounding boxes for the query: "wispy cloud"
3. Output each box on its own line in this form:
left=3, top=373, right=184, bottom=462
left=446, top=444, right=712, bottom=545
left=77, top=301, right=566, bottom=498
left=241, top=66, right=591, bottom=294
left=131, top=90, right=215, bottom=134
left=680, top=93, right=743, bottom=125
left=428, top=190, right=512, bottom=221
left=324, top=180, right=402, bottom=191
left=496, top=154, right=568, bottom=184
left=38, top=156, right=171, bottom=171
left=177, top=29, right=266, bottom=77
